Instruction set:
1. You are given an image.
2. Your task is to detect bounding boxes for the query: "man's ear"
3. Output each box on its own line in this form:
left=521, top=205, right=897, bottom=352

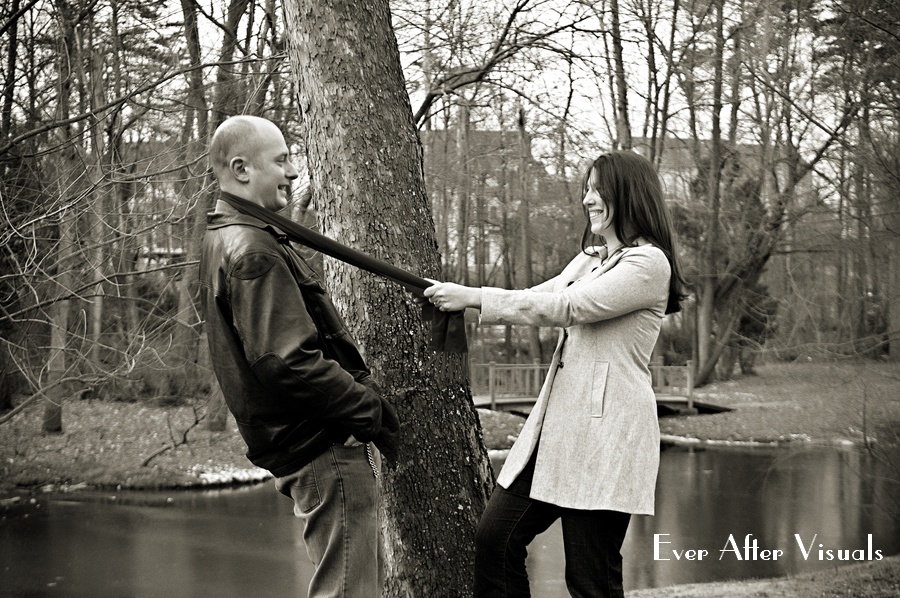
left=229, top=156, right=251, bottom=183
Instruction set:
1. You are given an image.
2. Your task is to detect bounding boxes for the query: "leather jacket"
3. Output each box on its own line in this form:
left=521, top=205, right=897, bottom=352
left=199, top=199, right=384, bottom=477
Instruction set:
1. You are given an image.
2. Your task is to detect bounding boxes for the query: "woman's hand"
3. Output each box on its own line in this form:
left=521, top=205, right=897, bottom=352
left=424, top=281, right=482, bottom=312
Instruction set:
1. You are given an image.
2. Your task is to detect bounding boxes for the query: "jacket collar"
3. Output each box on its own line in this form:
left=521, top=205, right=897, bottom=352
left=206, top=192, right=289, bottom=238
left=584, top=238, right=652, bottom=278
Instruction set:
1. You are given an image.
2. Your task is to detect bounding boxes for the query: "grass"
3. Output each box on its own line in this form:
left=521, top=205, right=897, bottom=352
left=2, top=361, right=898, bottom=494
left=0, top=400, right=266, bottom=495
left=659, top=361, right=900, bottom=448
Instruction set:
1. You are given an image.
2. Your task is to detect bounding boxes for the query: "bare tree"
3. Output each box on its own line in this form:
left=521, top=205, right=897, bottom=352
left=0, top=0, right=297, bottom=431
left=282, top=0, right=493, bottom=594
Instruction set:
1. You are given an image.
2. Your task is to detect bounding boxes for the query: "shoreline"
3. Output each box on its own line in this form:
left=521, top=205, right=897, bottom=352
left=1, top=430, right=880, bottom=509
left=0, top=430, right=882, bottom=502
left=4, top=359, right=900, bottom=499
left=658, top=432, right=873, bottom=449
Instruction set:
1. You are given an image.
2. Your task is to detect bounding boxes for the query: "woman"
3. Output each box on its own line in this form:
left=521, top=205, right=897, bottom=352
left=424, top=150, right=687, bottom=598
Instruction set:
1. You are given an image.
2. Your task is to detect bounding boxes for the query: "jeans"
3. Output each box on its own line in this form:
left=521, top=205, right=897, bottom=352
left=474, top=454, right=631, bottom=598
left=286, top=443, right=382, bottom=598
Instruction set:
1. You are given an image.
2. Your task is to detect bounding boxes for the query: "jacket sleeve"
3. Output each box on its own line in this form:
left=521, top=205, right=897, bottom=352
left=480, top=246, right=670, bottom=328
left=226, top=248, right=383, bottom=441
left=528, top=273, right=560, bottom=293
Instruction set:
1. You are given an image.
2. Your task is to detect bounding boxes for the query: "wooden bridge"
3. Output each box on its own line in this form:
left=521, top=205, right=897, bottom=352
left=470, top=361, right=717, bottom=416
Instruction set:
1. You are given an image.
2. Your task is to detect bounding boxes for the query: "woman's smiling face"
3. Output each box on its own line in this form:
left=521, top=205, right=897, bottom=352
left=582, top=168, right=614, bottom=237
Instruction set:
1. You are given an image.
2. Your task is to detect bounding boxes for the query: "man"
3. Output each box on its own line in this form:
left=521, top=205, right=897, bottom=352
left=199, top=115, right=399, bottom=597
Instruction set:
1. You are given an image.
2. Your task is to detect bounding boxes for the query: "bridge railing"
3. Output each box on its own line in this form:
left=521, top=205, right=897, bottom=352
left=471, top=360, right=694, bottom=411
left=470, top=361, right=550, bottom=410
left=649, top=360, right=694, bottom=409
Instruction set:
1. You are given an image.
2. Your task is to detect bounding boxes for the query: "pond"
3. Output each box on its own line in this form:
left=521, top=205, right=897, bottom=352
left=1, top=445, right=898, bottom=597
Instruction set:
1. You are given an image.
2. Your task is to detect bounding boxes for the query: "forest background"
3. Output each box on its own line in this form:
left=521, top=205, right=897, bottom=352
left=1, top=0, right=899, bottom=594
left=2, top=0, right=898, bottom=414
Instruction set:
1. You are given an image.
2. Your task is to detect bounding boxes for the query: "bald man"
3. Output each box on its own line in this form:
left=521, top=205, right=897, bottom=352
left=199, top=115, right=399, bottom=597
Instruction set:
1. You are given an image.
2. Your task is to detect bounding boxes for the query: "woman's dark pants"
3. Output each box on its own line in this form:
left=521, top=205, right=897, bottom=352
left=474, top=455, right=631, bottom=598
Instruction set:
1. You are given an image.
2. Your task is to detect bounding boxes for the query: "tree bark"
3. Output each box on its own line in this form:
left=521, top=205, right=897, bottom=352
left=609, top=0, right=632, bottom=150
left=282, top=0, right=493, bottom=595
left=42, top=0, right=82, bottom=433
left=212, top=0, right=252, bottom=126
left=517, top=106, right=542, bottom=363
left=1, top=0, right=19, bottom=142
left=180, top=0, right=224, bottom=415
left=887, top=223, right=900, bottom=361
left=455, top=101, right=471, bottom=284
left=695, top=0, right=725, bottom=385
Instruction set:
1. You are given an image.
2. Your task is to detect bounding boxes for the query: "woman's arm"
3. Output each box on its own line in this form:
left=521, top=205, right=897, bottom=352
left=423, top=254, right=580, bottom=312
left=480, top=246, right=670, bottom=328
left=423, top=281, right=482, bottom=312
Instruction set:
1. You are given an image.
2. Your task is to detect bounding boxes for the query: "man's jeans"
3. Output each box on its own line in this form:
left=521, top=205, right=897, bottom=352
left=474, top=453, right=631, bottom=598
left=286, top=444, right=381, bottom=598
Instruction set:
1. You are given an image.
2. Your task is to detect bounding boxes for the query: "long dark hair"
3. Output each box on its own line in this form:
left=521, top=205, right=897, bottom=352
left=580, top=150, right=688, bottom=314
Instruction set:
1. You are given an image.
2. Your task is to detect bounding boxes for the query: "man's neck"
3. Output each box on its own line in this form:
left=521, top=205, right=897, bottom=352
left=219, top=188, right=251, bottom=202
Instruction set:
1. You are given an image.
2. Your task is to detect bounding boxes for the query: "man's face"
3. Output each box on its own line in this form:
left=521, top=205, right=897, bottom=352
left=244, top=124, right=299, bottom=211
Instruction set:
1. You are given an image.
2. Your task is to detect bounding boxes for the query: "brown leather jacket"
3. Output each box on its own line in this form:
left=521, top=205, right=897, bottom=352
left=199, top=200, right=384, bottom=477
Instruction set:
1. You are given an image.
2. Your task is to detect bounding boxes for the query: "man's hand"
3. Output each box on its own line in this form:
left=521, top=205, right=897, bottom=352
left=373, top=397, right=400, bottom=464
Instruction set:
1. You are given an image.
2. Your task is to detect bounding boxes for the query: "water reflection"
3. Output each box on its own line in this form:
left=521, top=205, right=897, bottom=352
left=1, top=446, right=897, bottom=597
left=522, top=446, right=900, bottom=595
left=622, top=445, right=897, bottom=592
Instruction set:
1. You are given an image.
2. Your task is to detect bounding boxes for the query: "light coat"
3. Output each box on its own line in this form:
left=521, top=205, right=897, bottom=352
left=480, top=243, right=669, bottom=514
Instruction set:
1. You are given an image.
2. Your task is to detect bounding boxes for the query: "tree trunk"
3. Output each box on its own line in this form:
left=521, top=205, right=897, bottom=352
left=45, top=160, right=76, bottom=432
left=176, top=0, right=218, bottom=405
left=653, top=0, right=680, bottom=167
left=212, top=0, right=252, bottom=126
left=696, top=279, right=715, bottom=381
left=502, top=159, right=515, bottom=361
left=517, top=106, right=542, bottom=362
left=1, top=0, right=20, bottom=142
left=455, top=101, right=471, bottom=284
left=282, top=1, right=493, bottom=595
left=853, top=170, right=869, bottom=345
left=85, top=11, right=112, bottom=370
left=43, top=0, right=81, bottom=433
left=0, top=0, right=20, bottom=411
left=609, top=0, right=632, bottom=150
left=695, top=0, right=725, bottom=386
left=202, top=331, right=229, bottom=432
left=887, top=224, right=900, bottom=361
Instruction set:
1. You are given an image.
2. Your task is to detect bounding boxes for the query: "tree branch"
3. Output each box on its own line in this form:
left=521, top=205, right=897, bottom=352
left=0, top=56, right=284, bottom=157
left=141, top=407, right=205, bottom=467
left=0, top=0, right=39, bottom=38
left=0, top=260, right=199, bottom=324
left=411, top=7, right=591, bottom=127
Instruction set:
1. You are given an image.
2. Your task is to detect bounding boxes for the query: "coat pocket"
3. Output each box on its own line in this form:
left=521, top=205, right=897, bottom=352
left=590, top=361, right=610, bottom=417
